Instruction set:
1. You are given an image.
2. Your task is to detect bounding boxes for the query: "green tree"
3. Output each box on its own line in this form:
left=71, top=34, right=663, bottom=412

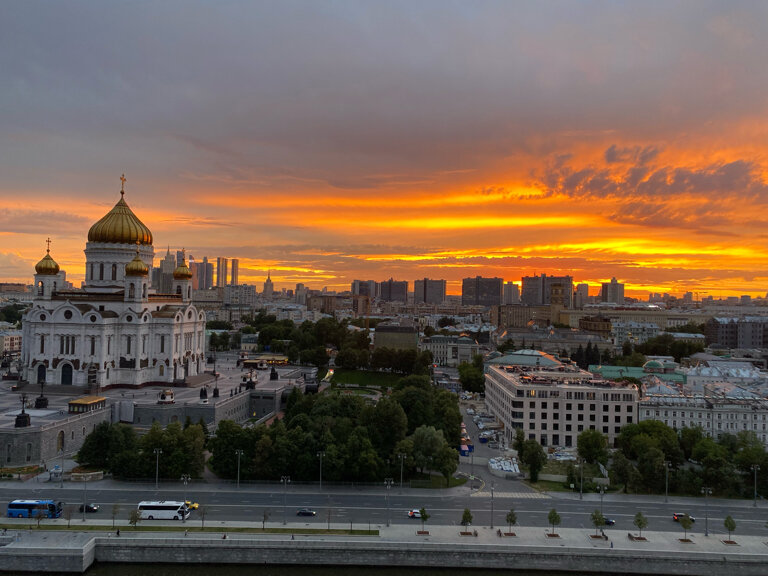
left=111, top=503, right=120, bottom=528
left=548, top=508, right=561, bottom=535
left=457, top=360, right=484, bottom=393
left=577, top=429, right=609, bottom=464
left=521, top=439, right=547, bottom=482
left=678, top=515, right=693, bottom=539
left=633, top=511, right=648, bottom=537
left=434, top=443, right=458, bottom=487
left=461, top=508, right=473, bottom=527
left=505, top=509, right=517, bottom=533
left=128, top=509, right=141, bottom=529
left=590, top=509, right=605, bottom=536
left=419, top=507, right=429, bottom=532
left=724, top=515, right=736, bottom=540
left=411, top=425, right=444, bottom=473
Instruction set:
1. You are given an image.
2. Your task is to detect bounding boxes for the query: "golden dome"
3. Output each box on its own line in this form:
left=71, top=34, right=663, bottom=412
left=173, top=250, right=193, bottom=279
left=125, top=251, right=149, bottom=277
left=87, top=182, right=153, bottom=245
left=35, top=238, right=60, bottom=275
left=35, top=252, right=60, bottom=276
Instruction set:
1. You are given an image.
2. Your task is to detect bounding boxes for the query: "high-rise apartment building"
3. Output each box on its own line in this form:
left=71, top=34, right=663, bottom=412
left=574, top=283, right=590, bottom=309
left=351, top=280, right=377, bottom=298
left=216, top=257, right=228, bottom=288
left=503, top=281, right=520, bottom=304
left=196, top=256, right=214, bottom=290
left=461, top=276, right=503, bottom=307
left=379, top=278, right=408, bottom=302
left=152, top=247, right=176, bottom=294
left=521, top=274, right=574, bottom=308
left=601, top=277, right=624, bottom=305
left=414, top=278, right=446, bottom=305
left=231, top=259, right=239, bottom=285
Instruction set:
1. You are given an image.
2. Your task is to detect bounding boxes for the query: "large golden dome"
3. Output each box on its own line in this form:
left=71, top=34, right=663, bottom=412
left=88, top=186, right=153, bottom=245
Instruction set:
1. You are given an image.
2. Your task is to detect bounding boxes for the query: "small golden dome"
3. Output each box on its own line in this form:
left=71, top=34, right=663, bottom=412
left=125, top=252, right=149, bottom=277
left=35, top=253, right=60, bottom=276
left=35, top=238, right=60, bottom=275
left=88, top=181, right=153, bottom=245
left=173, top=250, right=193, bottom=279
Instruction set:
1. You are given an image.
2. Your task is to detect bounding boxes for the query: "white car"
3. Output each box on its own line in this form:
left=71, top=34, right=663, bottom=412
left=407, top=509, right=422, bottom=518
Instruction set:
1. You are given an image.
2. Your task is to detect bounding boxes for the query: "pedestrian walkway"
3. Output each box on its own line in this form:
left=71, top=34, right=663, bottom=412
left=472, top=490, right=549, bottom=499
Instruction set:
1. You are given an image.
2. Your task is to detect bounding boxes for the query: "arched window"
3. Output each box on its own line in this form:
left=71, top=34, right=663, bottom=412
left=176, top=286, right=182, bottom=295
left=159, top=364, right=164, bottom=377
left=129, top=283, right=135, bottom=298
left=37, top=281, right=44, bottom=296
left=111, top=264, right=117, bottom=280
left=187, top=286, right=191, bottom=299
left=57, top=430, right=65, bottom=452
left=142, top=283, right=147, bottom=298
left=99, top=263, right=104, bottom=280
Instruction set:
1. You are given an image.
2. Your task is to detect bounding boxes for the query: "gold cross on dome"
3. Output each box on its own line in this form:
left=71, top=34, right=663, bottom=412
left=120, top=173, right=127, bottom=194
left=46, top=237, right=51, bottom=253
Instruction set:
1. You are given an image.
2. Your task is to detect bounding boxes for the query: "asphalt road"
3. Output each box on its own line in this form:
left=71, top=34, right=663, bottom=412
left=0, top=484, right=764, bottom=538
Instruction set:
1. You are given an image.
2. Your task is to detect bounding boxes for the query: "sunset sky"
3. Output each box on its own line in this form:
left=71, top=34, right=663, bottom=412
left=2, top=2, right=768, bottom=298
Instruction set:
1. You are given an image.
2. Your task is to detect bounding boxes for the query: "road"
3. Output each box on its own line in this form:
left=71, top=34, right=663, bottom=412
left=0, top=482, right=764, bottom=538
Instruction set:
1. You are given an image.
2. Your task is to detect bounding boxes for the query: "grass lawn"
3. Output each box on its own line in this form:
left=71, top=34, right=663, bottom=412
left=329, top=369, right=401, bottom=388
left=410, top=474, right=467, bottom=489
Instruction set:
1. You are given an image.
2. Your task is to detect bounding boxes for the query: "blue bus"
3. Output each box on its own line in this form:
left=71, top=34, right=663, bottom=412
left=7, top=499, right=62, bottom=519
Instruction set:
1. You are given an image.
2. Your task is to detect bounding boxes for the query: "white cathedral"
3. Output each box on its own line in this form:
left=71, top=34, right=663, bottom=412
left=20, top=178, right=207, bottom=388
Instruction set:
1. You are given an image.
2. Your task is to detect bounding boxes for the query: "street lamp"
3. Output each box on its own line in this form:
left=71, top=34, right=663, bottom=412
left=59, top=450, right=64, bottom=489
left=384, top=478, right=394, bottom=527
left=82, top=476, right=87, bottom=522
left=578, top=458, right=584, bottom=500
left=398, top=453, right=405, bottom=489
left=181, top=474, right=190, bottom=523
left=490, top=482, right=495, bottom=529
left=317, top=451, right=325, bottom=490
left=701, top=486, right=712, bottom=536
left=599, top=485, right=605, bottom=515
left=281, top=476, right=290, bottom=525
left=235, top=450, right=244, bottom=489
left=663, top=460, right=671, bottom=503
left=752, top=464, right=760, bottom=507
left=154, top=448, right=163, bottom=490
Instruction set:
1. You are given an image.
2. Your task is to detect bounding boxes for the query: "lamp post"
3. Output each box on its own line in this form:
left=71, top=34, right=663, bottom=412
left=663, top=460, right=670, bottom=503
left=281, top=476, right=290, bottom=525
left=181, top=474, right=190, bottom=523
left=317, top=451, right=325, bottom=490
left=752, top=464, right=760, bottom=507
left=578, top=458, right=584, bottom=500
left=59, top=450, right=64, bottom=489
left=599, top=485, right=605, bottom=515
left=398, top=453, right=405, bottom=489
left=154, top=448, right=163, bottom=490
left=490, top=482, right=495, bottom=529
left=82, top=477, right=87, bottom=522
left=384, top=478, right=394, bottom=527
left=235, top=450, right=244, bottom=489
left=701, top=486, right=712, bottom=536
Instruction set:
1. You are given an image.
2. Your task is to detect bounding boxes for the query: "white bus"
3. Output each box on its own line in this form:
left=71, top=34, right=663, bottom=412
left=137, top=501, right=190, bottom=520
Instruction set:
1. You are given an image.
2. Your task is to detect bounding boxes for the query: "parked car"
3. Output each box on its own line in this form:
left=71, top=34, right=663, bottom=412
left=673, top=512, right=695, bottom=522
left=296, top=508, right=317, bottom=517
left=79, top=503, right=99, bottom=513
left=604, top=517, right=616, bottom=526
left=407, top=509, right=422, bottom=518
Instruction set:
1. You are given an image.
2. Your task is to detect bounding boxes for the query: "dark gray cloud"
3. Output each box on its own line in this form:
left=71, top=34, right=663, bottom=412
left=2, top=2, right=768, bottom=193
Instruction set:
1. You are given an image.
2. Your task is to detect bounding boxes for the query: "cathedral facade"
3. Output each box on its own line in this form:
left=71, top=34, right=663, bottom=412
left=20, top=180, right=206, bottom=389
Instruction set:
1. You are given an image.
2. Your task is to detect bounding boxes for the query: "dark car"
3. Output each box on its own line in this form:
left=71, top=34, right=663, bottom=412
left=604, top=518, right=616, bottom=526
left=79, top=503, right=99, bottom=513
left=296, top=508, right=316, bottom=517
left=673, top=512, right=695, bottom=522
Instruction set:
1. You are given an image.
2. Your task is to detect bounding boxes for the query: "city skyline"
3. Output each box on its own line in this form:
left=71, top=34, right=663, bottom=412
left=2, top=3, right=768, bottom=297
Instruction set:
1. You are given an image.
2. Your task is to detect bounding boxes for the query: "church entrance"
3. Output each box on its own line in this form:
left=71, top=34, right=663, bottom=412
left=61, top=364, right=73, bottom=385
